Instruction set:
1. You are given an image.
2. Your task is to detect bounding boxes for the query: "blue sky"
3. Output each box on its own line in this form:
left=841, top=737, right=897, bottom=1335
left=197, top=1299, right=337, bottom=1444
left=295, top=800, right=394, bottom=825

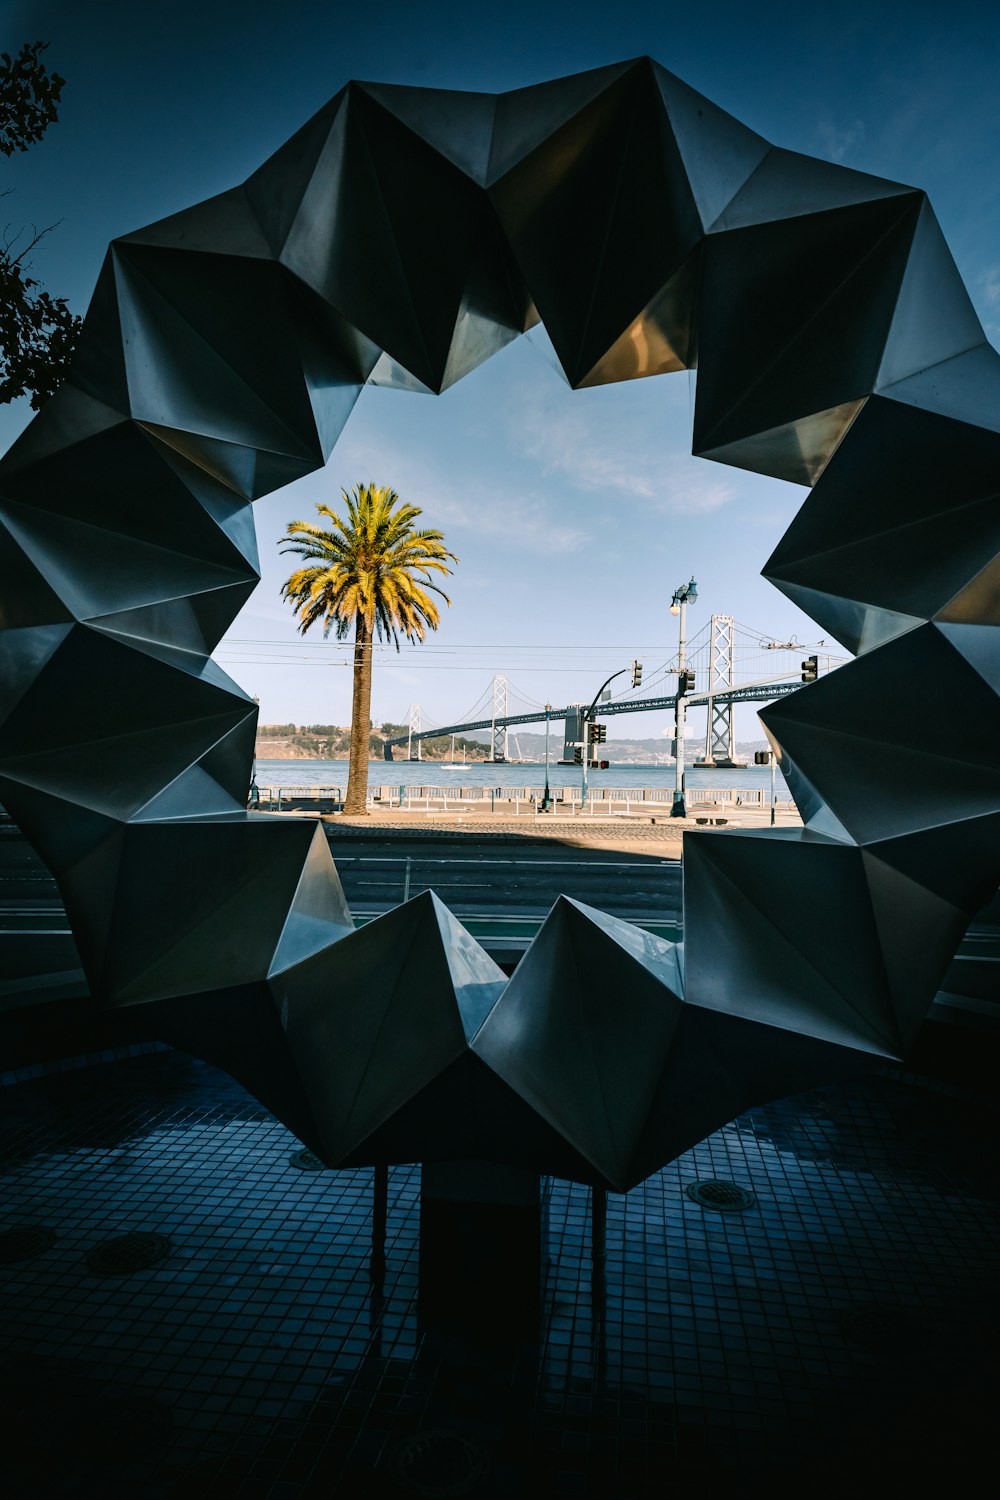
left=5, top=0, right=1000, bottom=741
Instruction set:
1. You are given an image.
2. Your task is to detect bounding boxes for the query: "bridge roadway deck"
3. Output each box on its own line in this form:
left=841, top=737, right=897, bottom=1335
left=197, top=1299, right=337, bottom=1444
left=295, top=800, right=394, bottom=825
left=382, top=681, right=802, bottom=753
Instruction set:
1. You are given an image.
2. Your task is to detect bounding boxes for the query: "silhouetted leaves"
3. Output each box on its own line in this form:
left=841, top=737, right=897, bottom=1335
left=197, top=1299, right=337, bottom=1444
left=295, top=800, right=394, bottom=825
left=0, top=42, right=65, bottom=157
left=0, top=41, right=81, bottom=408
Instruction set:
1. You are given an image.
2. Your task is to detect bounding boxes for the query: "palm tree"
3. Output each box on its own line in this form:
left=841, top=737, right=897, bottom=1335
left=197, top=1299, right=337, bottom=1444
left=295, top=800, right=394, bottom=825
left=279, top=484, right=458, bottom=815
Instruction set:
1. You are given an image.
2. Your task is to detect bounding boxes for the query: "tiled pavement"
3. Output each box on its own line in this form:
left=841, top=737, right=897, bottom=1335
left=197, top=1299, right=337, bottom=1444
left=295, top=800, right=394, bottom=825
left=0, top=1046, right=997, bottom=1497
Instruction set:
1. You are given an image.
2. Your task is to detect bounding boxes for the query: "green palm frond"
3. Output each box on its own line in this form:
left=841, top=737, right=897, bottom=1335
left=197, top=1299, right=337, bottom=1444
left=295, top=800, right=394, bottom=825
left=279, top=482, right=458, bottom=646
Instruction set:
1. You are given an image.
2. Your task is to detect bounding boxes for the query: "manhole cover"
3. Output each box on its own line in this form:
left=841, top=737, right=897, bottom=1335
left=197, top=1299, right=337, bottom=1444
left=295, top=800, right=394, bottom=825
left=836, top=1304, right=923, bottom=1352
left=0, top=1226, right=56, bottom=1265
left=392, top=1429, right=488, bottom=1496
left=86, top=1231, right=170, bottom=1276
left=685, top=1179, right=755, bottom=1212
left=289, top=1148, right=328, bottom=1171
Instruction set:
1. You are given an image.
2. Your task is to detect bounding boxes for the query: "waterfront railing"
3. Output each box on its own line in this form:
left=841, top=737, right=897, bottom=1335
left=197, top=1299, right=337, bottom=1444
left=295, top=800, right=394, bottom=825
left=255, top=784, right=795, bottom=814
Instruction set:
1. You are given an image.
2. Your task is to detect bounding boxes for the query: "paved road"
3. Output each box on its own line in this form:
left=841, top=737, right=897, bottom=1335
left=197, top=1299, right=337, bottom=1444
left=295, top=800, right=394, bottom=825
left=325, top=834, right=682, bottom=921
left=0, top=827, right=683, bottom=1014
left=1, top=825, right=994, bottom=1026
left=0, top=828, right=683, bottom=927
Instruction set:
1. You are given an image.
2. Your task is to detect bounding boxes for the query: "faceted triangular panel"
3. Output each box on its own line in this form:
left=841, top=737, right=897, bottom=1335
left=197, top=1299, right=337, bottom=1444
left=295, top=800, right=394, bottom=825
left=1, top=418, right=261, bottom=573
left=120, top=185, right=275, bottom=261
left=269, top=828, right=358, bottom=979
left=243, top=90, right=350, bottom=258
left=761, top=625, right=1000, bottom=845
left=764, top=395, right=1000, bottom=650
left=99, top=817, right=344, bottom=1005
left=697, top=399, right=866, bottom=487
left=88, top=578, right=257, bottom=656
left=0, top=499, right=257, bottom=650
left=863, top=813, right=1000, bottom=915
left=651, top=62, right=770, bottom=230
left=0, top=379, right=129, bottom=483
left=577, top=253, right=699, bottom=387
left=61, top=251, right=132, bottom=415
left=936, top=555, right=1000, bottom=627
left=488, top=60, right=637, bottom=184
left=682, top=829, right=903, bottom=1055
left=711, top=145, right=913, bottom=233
left=938, top=622, right=1000, bottom=684
left=881, top=341, right=1000, bottom=432
left=273, top=892, right=504, bottom=1163
left=695, top=192, right=922, bottom=481
left=474, top=897, right=685, bottom=1189
left=876, top=199, right=985, bottom=392
left=357, top=81, right=498, bottom=186
left=114, top=247, right=321, bottom=463
left=0, top=517, right=73, bottom=630
left=0, top=627, right=253, bottom=823
left=338, top=88, right=527, bottom=392
left=491, top=60, right=703, bottom=389
left=262, top=89, right=436, bottom=387
left=626, top=1005, right=872, bottom=1189
left=861, top=850, right=975, bottom=1046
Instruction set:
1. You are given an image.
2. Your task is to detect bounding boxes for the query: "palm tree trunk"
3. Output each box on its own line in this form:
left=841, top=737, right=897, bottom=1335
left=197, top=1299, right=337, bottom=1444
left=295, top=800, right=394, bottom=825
left=344, top=614, right=372, bottom=815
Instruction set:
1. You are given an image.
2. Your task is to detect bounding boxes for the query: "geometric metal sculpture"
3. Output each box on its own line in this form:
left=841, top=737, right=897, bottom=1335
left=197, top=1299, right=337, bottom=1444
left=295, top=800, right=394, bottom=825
left=1, top=58, right=997, bottom=1188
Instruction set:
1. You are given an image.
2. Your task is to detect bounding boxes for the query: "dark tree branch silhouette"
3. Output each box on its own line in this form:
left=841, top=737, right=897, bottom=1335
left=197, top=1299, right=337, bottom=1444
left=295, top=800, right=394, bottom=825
left=0, top=42, right=81, bottom=409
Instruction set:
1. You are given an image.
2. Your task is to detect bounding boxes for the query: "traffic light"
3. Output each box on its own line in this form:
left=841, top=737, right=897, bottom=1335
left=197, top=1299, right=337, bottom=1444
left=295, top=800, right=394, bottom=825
left=677, top=670, right=696, bottom=696
left=801, top=655, right=819, bottom=683
left=573, top=747, right=583, bottom=764
left=589, top=723, right=607, bottom=745
left=754, top=750, right=771, bottom=765
left=631, top=659, right=643, bottom=688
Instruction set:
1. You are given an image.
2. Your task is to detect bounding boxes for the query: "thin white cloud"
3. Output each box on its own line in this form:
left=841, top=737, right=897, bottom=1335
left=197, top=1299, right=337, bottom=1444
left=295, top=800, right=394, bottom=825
left=516, top=394, right=662, bottom=499
left=980, top=266, right=1000, bottom=306
left=509, top=380, right=738, bottom=516
left=816, top=118, right=866, bottom=164
left=323, top=433, right=593, bottom=553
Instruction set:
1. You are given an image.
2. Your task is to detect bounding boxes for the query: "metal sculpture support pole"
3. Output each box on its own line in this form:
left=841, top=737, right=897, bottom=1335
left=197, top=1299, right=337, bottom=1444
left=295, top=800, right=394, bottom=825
left=371, top=1164, right=388, bottom=1279
left=591, top=1186, right=607, bottom=1270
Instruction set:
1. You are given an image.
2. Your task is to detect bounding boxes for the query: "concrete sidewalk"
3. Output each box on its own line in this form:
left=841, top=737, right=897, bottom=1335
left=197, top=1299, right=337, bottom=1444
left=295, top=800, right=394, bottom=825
left=300, top=802, right=806, bottom=856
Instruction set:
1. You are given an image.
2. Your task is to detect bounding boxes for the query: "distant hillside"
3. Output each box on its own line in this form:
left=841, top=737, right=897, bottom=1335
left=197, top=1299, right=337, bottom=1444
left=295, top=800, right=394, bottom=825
left=469, top=730, right=770, bottom=762
left=255, top=723, right=491, bottom=761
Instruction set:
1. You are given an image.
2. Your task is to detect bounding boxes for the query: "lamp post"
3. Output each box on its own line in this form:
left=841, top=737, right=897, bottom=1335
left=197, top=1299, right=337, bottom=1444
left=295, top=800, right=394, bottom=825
left=541, top=704, right=553, bottom=812
left=580, top=668, right=632, bottom=809
left=669, top=576, right=698, bottom=818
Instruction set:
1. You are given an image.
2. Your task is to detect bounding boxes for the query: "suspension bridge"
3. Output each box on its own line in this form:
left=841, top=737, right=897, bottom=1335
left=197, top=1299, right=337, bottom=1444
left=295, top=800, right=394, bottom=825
left=384, top=615, right=840, bottom=764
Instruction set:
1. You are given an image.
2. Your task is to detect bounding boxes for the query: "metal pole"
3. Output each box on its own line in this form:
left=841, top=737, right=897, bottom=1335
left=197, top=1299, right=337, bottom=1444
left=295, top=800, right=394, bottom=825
left=581, top=669, right=627, bottom=813
left=671, top=596, right=687, bottom=818
left=542, top=704, right=552, bottom=811
left=371, top=1164, right=388, bottom=1279
left=770, top=752, right=776, bottom=826
left=581, top=706, right=589, bottom=808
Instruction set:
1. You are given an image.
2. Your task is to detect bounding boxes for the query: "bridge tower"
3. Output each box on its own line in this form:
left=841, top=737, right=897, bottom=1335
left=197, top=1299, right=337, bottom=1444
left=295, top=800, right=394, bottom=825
left=490, top=675, right=509, bottom=762
left=696, top=614, right=738, bottom=767
left=406, top=702, right=422, bottom=761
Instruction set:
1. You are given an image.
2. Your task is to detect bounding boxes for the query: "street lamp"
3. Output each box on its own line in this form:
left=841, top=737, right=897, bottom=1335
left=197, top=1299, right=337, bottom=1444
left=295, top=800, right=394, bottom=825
left=541, top=703, right=553, bottom=812
left=669, top=577, right=698, bottom=818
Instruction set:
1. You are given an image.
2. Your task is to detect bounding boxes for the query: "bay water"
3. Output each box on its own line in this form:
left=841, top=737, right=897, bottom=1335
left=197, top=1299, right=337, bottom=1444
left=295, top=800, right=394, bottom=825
left=255, top=758, right=791, bottom=797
